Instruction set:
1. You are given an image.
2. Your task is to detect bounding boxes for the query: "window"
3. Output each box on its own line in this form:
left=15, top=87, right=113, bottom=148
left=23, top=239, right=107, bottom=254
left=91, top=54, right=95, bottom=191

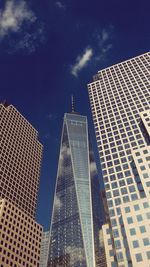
left=138, top=158, right=143, bottom=163
left=130, top=228, right=136, bottom=236
left=115, top=198, right=121, bottom=206
left=114, top=240, right=121, bottom=249
left=108, top=239, right=112, bottom=245
left=146, top=251, right=150, bottom=259
left=109, top=250, right=114, bottom=257
left=146, top=181, right=150, bottom=187
left=143, top=238, right=150, bottom=246
left=112, top=182, right=118, bottom=189
left=134, top=204, right=140, bottom=211
left=132, top=240, right=139, bottom=248
left=123, top=195, right=129, bottom=203
left=121, top=187, right=128, bottom=194
left=143, top=173, right=149, bottom=178
left=116, top=251, right=123, bottom=262
left=127, top=217, right=133, bottom=224
left=125, top=207, right=130, bottom=213
left=139, top=225, right=146, bottom=233
left=113, top=229, right=119, bottom=237
left=111, top=218, right=117, bottom=227
left=113, top=190, right=119, bottom=197
left=127, top=178, right=133, bottom=184
left=137, top=215, right=143, bottom=222
left=146, top=212, right=150, bottom=219
left=143, top=202, right=149, bottom=208
left=111, top=262, right=117, bottom=267
left=119, top=180, right=125, bottom=187
left=135, top=253, right=143, bottom=262
left=129, top=186, right=136, bottom=193
left=140, top=166, right=146, bottom=171
left=106, top=229, right=110, bottom=234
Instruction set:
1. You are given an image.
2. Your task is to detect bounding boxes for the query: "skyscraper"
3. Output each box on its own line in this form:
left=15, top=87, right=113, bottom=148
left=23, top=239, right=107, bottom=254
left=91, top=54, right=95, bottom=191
left=39, top=231, right=51, bottom=267
left=87, top=52, right=150, bottom=266
left=48, top=111, right=102, bottom=267
left=0, top=103, right=43, bottom=266
left=0, top=103, right=42, bottom=218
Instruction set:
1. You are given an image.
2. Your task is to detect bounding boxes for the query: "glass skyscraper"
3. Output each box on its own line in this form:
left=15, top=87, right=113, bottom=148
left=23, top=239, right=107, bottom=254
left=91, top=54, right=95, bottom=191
left=47, top=111, right=102, bottom=267
left=87, top=52, right=150, bottom=267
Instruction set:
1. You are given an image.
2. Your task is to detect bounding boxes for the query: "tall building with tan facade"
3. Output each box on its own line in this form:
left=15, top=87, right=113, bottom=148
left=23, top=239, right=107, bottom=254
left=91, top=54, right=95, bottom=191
left=0, top=103, right=43, bottom=266
left=87, top=52, right=150, bottom=266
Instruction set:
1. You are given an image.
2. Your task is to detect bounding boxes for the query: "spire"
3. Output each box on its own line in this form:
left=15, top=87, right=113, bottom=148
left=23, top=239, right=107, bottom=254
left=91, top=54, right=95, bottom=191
left=70, top=95, right=79, bottom=114
left=71, top=95, right=75, bottom=113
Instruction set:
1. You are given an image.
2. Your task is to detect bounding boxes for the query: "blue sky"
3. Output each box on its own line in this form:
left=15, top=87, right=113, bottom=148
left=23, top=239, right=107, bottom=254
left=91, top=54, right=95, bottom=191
left=0, top=0, right=149, bottom=230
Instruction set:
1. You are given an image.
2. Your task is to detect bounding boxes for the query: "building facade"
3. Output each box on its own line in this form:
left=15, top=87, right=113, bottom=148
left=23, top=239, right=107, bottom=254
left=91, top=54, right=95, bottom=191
left=0, top=103, right=42, bottom=218
left=0, top=198, right=42, bottom=267
left=48, top=112, right=102, bottom=267
left=87, top=52, right=150, bottom=266
left=39, top=231, right=50, bottom=267
left=0, top=103, right=43, bottom=266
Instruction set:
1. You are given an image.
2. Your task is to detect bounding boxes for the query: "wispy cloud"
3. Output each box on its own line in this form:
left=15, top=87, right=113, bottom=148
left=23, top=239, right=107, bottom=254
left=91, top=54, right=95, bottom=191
left=70, top=26, right=114, bottom=77
left=47, top=113, right=58, bottom=121
left=8, top=26, right=45, bottom=54
left=71, top=47, right=93, bottom=77
left=55, top=1, right=66, bottom=10
left=0, top=0, right=36, bottom=38
left=0, top=0, right=45, bottom=54
left=101, top=29, right=109, bottom=42
left=95, top=26, right=114, bottom=61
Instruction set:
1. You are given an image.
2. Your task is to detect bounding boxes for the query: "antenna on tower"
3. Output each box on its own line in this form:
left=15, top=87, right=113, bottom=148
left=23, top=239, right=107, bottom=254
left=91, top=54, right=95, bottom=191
left=71, top=95, right=75, bottom=113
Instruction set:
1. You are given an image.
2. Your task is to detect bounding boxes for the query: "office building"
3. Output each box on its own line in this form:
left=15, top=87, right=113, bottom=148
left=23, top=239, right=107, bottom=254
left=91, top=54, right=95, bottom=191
left=39, top=231, right=50, bottom=267
left=98, top=229, right=107, bottom=267
left=0, top=198, right=42, bottom=267
left=0, top=103, right=42, bottom=218
left=48, top=111, right=102, bottom=267
left=0, top=103, right=43, bottom=266
left=87, top=52, right=150, bottom=266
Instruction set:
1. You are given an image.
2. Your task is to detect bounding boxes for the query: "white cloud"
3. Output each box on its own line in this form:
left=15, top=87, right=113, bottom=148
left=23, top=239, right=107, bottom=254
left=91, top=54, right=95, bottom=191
left=55, top=1, right=65, bottom=10
left=71, top=47, right=93, bottom=77
left=70, top=26, right=114, bottom=77
left=0, top=0, right=36, bottom=38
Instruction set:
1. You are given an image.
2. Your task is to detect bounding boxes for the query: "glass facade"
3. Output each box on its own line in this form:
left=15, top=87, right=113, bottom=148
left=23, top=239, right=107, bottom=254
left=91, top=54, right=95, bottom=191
left=48, top=112, right=101, bottom=267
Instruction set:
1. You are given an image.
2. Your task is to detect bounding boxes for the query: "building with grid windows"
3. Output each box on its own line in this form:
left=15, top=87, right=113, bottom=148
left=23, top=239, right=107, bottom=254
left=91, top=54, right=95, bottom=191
left=0, top=102, right=43, bottom=266
left=0, top=199, right=42, bottom=267
left=47, top=111, right=102, bottom=267
left=39, top=231, right=50, bottom=267
left=87, top=52, right=150, bottom=266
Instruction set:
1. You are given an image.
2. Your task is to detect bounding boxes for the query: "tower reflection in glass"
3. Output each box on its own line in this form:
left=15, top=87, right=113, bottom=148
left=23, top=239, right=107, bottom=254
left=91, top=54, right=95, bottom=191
left=48, top=112, right=101, bottom=267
